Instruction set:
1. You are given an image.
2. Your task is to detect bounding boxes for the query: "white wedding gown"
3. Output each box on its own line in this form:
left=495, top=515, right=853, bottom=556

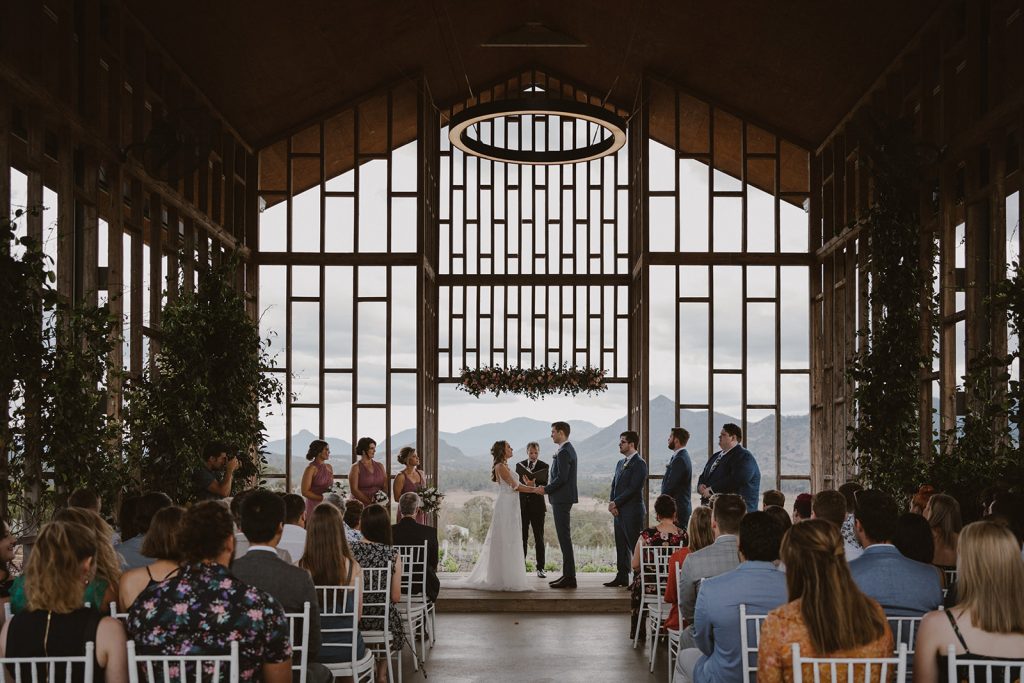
left=457, top=468, right=530, bottom=591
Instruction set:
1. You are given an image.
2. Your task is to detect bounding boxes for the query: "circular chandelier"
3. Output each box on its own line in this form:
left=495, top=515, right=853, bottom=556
left=448, top=96, right=627, bottom=165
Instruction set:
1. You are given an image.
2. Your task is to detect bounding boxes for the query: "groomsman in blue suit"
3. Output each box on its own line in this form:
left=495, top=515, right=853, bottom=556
left=605, top=430, right=648, bottom=587
left=662, top=427, right=693, bottom=528
left=697, top=423, right=760, bottom=513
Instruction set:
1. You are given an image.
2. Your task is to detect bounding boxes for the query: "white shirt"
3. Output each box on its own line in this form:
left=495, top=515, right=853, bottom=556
left=278, top=524, right=307, bottom=564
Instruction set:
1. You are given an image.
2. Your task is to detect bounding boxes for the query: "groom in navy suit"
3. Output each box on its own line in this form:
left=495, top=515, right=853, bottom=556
left=605, top=430, right=648, bottom=587
left=697, top=423, right=760, bottom=513
left=535, top=421, right=578, bottom=589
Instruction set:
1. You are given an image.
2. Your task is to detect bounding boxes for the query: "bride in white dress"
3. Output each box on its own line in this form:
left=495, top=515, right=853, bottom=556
left=458, top=440, right=542, bottom=591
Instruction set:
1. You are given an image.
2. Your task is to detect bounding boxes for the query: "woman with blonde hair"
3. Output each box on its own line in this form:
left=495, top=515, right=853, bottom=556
left=757, top=520, right=892, bottom=683
left=912, top=521, right=1024, bottom=682
left=924, top=493, right=961, bottom=571
left=299, top=503, right=366, bottom=664
left=0, top=520, right=129, bottom=681
left=663, top=505, right=714, bottom=631
left=117, top=505, right=185, bottom=611
left=9, top=507, right=120, bottom=613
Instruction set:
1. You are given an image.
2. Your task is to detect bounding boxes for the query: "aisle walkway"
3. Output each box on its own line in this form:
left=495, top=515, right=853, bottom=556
left=403, top=612, right=656, bottom=682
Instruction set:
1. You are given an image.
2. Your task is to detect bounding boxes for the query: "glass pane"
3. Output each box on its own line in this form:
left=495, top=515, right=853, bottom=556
left=680, top=159, right=709, bottom=252
left=259, top=266, right=287, bottom=368
left=747, top=302, right=777, bottom=405
left=713, top=266, right=743, bottom=369
left=324, top=266, right=353, bottom=369
left=780, top=267, right=810, bottom=369
left=292, top=301, right=320, bottom=404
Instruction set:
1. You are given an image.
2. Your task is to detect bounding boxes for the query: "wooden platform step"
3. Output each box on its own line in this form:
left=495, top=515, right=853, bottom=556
left=436, top=572, right=631, bottom=613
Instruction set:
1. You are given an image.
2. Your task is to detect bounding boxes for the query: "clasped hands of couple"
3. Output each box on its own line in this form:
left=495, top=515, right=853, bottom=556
left=519, top=475, right=544, bottom=495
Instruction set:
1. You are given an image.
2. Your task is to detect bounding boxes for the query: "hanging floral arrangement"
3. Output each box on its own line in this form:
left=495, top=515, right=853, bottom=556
left=457, top=364, right=608, bottom=400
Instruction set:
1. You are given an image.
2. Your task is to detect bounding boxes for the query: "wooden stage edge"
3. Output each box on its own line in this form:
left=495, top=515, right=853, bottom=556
left=436, top=572, right=631, bottom=613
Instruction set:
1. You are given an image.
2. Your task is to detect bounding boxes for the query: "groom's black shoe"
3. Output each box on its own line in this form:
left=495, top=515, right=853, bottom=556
left=551, top=577, right=577, bottom=588
left=603, top=577, right=629, bottom=587
left=548, top=576, right=564, bottom=586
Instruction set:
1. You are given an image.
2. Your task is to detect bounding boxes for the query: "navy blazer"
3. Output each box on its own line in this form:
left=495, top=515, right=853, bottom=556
left=545, top=441, right=578, bottom=505
left=697, top=445, right=760, bottom=513
left=611, top=453, right=648, bottom=512
left=661, top=448, right=692, bottom=524
left=848, top=544, right=944, bottom=617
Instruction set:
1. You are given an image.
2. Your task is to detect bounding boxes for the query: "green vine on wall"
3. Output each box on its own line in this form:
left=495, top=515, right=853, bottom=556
left=846, top=122, right=936, bottom=504
left=123, top=254, right=284, bottom=500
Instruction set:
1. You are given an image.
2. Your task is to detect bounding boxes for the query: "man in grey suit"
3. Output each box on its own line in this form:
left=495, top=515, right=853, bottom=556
left=675, top=511, right=789, bottom=683
left=534, top=421, right=578, bottom=588
left=678, top=494, right=746, bottom=649
left=848, top=489, right=943, bottom=617
left=231, top=489, right=329, bottom=683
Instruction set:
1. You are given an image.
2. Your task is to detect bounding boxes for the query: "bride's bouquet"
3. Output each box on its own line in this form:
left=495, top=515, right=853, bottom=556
left=419, top=487, right=445, bottom=514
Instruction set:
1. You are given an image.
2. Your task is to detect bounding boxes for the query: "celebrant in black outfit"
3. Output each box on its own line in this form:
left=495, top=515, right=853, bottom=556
left=516, top=441, right=549, bottom=578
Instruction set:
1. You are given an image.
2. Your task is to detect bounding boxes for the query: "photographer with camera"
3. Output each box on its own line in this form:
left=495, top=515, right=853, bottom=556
left=193, top=441, right=240, bottom=501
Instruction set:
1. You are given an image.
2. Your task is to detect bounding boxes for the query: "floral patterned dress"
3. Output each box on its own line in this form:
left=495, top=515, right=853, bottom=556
left=756, top=599, right=893, bottom=683
left=126, top=562, right=291, bottom=682
left=629, top=526, right=687, bottom=638
left=351, top=541, right=406, bottom=650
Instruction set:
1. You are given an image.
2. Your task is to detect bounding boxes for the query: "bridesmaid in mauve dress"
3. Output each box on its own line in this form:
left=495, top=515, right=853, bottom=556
left=393, top=446, right=428, bottom=525
left=348, top=437, right=388, bottom=506
left=301, top=439, right=334, bottom=520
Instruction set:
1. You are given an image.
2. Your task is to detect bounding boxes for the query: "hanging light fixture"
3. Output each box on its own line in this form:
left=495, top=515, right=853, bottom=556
left=448, top=94, right=627, bottom=165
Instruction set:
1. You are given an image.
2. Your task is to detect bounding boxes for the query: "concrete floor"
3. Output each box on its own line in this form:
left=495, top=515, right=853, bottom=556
left=399, top=612, right=665, bottom=683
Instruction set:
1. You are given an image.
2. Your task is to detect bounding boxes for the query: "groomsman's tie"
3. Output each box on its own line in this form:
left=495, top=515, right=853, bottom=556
left=707, top=451, right=725, bottom=476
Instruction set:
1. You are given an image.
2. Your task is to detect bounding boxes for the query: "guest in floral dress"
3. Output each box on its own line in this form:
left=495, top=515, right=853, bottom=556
left=629, top=495, right=686, bottom=639
left=350, top=504, right=404, bottom=683
left=126, top=501, right=292, bottom=683
left=301, top=439, right=334, bottom=521
left=393, top=447, right=428, bottom=525
left=349, top=437, right=387, bottom=506
left=757, top=520, right=892, bottom=683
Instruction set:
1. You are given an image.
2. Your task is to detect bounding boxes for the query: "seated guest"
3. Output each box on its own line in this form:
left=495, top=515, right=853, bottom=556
left=391, top=492, right=440, bottom=602
left=351, top=504, right=404, bottom=683
left=323, top=492, right=345, bottom=510
left=127, top=501, right=292, bottom=683
left=115, top=491, right=173, bottom=570
left=675, top=511, right=788, bottom=683
left=0, top=519, right=128, bottom=681
left=300, top=504, right=367, bottom=665
left=678, top=494, right=746, bottom=648
left=67, top=488, right=102, bottom=514
left=344, top=500, right=365, bottom=544
left=118, top=505, right=185, bottom=610
left=631, top=495, right=686, bottom=639
left=757, top=520, right=892, bottom=683
left=763, top=490, right=785, bottom=510
left=812, top=490, right=862, bottom=560
left=838, top=482, right=864, bottom=556
left=792, top=492, right=812, bottom=523
left=892, top=512, right=936, bottom=565
left=848, top=490, right=942, bottom=617
left=912, top=521, right=1024, bottom=682
left=279, top=493, right=308, bottom=563
left=11, top=507, right=121, bottom=613
left=764, top=505, right=793, bottom=536
left=987, top=491, right=1024, bottom=552
left=663, top=507, right=714, bottom=633
left=0, top=519, right=16, bottom=605
left=232, top=490, right=292, bottom=562
left=232, top=490, right=327, bottom=683
left=116, top=495, right=140, bottom=545
left=910, top=484, right=937, bottom=516
left=924, top=493, right=961, bottom=571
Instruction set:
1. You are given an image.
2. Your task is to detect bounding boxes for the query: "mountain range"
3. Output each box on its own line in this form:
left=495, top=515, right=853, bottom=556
left=264, top=395, right=809, bottom=479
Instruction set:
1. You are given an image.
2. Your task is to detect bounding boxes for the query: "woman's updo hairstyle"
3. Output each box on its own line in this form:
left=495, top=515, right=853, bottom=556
left=397, top=447, right=416, bottom=466
left=305, top=439, right=329, bottom=461
left=355, top=437, right=377, bottom=457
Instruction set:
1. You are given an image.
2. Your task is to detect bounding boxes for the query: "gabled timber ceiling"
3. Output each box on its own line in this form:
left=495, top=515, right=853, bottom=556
left=126, top=0, right=940, bottom=153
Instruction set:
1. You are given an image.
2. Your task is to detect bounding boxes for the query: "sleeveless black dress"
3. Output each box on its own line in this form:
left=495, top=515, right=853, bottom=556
left=4, top=608, right=104, bottom=683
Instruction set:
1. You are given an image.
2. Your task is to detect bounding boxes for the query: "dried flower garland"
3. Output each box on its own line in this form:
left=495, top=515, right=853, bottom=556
left=457, top=364, right=607, bottom=400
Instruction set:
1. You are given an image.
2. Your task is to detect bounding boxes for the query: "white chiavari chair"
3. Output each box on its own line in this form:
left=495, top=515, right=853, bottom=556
left=639, top=544, right=681, bottom=671
left=315, top=584, right=375, bottom=682
left=284, top=601, right=311, bottom=683
left=394, top=542, right=429, bottom=668
left=739, top=603, right=770, bottom=683
left=945, top=644, right=1024, bottom=683
left=356, top=565, right=401, bottom=683
left=0, top=642, right=95, bottom=683
left=126, top=640, right=239, bottom=683
left=790, top=642, right=907, bottom=683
